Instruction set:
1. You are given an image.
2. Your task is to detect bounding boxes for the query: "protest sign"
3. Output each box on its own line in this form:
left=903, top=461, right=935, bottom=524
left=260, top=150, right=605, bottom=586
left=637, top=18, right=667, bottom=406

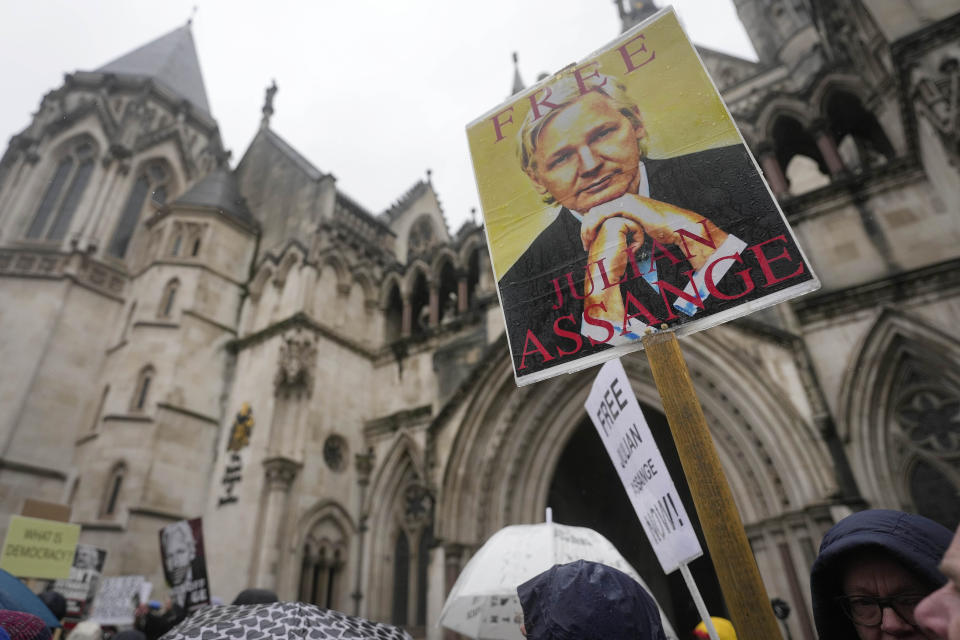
left=159, top=518, right=210, bottom=613
left=89, top=575, right=146, bottom=626
left=467, top=7, right=818, bottom=386
left=585, top=359, right=701, bottom=573
left=53, top=544, right=106, bottom=623
left=0, top=515, right=80, bottom=579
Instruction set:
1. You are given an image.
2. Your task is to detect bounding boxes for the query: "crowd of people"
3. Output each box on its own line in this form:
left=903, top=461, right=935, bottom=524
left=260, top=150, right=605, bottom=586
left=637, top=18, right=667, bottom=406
left=0, top=510, right=957, bottom=639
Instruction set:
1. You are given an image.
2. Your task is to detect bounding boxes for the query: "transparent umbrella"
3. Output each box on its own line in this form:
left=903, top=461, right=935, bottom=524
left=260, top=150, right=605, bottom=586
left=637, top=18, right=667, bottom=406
left=438, top=511, right=678, bottom=640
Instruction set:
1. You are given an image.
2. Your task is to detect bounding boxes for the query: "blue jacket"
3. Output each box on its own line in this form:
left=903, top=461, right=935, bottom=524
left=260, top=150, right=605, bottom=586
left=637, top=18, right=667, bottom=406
left=809, top=509, right=952, bottom=639
left=518, top=560, right=667, bottom=640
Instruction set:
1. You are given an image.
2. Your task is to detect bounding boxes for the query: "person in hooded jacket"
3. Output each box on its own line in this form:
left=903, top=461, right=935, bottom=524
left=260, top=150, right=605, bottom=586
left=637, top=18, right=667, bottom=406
left=517, top=559, right=667, bottom=640
left=810, top=509, right=953, bottom=640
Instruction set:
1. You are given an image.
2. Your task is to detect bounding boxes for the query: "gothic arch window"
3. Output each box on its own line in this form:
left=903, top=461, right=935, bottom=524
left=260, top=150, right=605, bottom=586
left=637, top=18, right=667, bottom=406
left=384, top=283, right=403, bottom=343
left=466, top=247, right=481, bottom=311
left=892, top=382, right=960, bottom=529
left=159, top=279, right=179, bottom=319
left=108, top=160, right=171, bottom=258
left=391, top=530, right=410, bottom=626
left=408, top=216, right=435, bottom=257
left=26, top=137, right=96, bottom=241
left=169, top=225, right=183, bottom=257
left=410, top=271, right=430, bottom=337
left=131, top=365, right=155, bottom=413
left=101, top=462, right=126, bottom=518
left=842, top=312, right=960, bottom=531
left=298, top=513, right=350, bottom=611
left=771, top=115, right=830, bottom=195
left=825, top=90, right=895, bottom=171
left=436, top=260, right=458, bottom=325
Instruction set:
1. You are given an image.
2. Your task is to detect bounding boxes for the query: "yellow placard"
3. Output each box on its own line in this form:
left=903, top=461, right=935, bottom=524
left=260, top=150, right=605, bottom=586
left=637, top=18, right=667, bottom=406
left=0, top=515, right=80, bottom=579
left=468, top=9, right=739, bottom=278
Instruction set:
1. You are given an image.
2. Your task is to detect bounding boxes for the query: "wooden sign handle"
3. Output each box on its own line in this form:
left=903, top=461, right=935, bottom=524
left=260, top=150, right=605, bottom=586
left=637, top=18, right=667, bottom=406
left=642, top=331, right=783, bottom=640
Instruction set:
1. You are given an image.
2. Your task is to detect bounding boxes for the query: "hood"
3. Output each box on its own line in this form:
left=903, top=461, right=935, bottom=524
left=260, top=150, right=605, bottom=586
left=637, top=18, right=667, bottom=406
left=810, top=509, right=952, bottom=640
left=518, top=560, right=667, bottom=640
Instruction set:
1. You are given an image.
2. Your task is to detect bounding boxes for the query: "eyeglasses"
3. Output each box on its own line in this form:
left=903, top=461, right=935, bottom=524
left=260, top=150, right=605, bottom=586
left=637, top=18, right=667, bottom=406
left=836, top=594, right=926, bottom=627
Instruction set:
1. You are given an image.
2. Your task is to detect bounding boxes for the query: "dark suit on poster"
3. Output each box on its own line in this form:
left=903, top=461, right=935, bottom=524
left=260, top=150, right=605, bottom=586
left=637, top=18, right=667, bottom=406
left=499, top=144, right=813, bottom=378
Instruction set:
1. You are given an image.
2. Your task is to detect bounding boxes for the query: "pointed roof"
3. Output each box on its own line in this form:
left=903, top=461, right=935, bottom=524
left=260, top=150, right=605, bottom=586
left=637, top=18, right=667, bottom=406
left=171, top=168, right=256, bottom=228
left=96, top=24, right=211, bottom=114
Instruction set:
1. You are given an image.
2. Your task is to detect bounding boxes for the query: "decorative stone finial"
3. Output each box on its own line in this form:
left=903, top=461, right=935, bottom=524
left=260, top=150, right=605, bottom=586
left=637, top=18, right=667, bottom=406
left=261, top=80, right=278, bottom=129
left=426, top=168, right=432, bottom=183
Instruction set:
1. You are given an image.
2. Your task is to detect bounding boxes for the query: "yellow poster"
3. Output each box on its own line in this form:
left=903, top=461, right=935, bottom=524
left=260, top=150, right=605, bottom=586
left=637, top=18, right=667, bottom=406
left=467, top=8, right=817, bottom=386
left=1, top=515, right=80, bottom=579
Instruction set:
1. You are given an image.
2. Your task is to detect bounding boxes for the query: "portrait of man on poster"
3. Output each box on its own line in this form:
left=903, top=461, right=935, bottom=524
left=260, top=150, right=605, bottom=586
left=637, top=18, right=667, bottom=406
left=497, top=70, right=813, bottom=378
left=160, top=519, right=209, bottom=611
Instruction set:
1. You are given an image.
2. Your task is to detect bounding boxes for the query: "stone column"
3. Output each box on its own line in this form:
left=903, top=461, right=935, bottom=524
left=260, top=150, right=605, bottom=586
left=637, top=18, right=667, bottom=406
left=429, top=284, right=440, bottom=327
left=757, top=143, right=789, bottom=198
left=351, top=449, right=375, bottom=616
left=457, top=274, right=469, bottom=314
left=444, top=544, right=465, bottom=640
left=401, top=298, right=412, bottom=338
left=255, top=456, right=302, bottom=590
left=811, top=120, right=846, bottom=177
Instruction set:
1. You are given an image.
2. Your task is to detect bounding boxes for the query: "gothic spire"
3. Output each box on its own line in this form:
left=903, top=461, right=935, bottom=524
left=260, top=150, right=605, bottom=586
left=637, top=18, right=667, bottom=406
left=95, top=23, right=211, bottom=114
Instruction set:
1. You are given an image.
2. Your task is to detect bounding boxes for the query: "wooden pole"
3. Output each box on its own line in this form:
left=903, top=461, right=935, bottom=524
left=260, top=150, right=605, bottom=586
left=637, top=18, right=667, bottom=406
left=642, top=331, right=783, bottom=640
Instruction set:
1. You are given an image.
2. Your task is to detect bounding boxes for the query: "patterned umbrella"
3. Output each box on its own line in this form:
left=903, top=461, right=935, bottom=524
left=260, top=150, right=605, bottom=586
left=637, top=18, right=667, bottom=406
left=161, top=602, right=412, bottom=640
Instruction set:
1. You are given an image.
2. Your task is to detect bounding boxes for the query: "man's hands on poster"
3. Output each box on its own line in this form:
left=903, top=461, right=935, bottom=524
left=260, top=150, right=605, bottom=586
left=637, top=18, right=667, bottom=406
left=581, top=193, right=729, bottom=330
left=581, top=194, right=728, bottom=270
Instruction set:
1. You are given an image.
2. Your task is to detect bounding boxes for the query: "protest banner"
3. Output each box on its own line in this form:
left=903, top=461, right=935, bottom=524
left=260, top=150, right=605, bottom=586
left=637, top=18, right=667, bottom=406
left=466, top=7, right=818, bottom=386
left=0, top=515, right=80, bottom=579
left=586, top=359, right=720, bottom=640
left=53, top=544, right=106, bottom=624
left=89, top=575, right=147, bottom=626
left=159, top=518, right=210, bottom=614
left=585, top=359, right=700, bottom=573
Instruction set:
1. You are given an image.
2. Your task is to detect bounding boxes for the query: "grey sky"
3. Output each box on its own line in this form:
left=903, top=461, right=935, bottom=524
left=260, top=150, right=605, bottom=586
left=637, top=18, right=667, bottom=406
left=0, top=0, right=756, bottom=232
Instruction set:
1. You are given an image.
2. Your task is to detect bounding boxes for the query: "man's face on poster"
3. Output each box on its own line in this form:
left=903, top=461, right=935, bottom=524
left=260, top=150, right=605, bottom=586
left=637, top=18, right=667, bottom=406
left=526, top=91, right=645, bottom=213
left=74, top=545, right=100, bottom=571
left=163, top=529, right=194, bottom=585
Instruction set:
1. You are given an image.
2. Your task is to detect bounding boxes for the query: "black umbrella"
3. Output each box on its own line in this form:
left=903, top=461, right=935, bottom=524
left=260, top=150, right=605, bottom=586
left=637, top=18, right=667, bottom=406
left=161, top=602, right=412, bottom=640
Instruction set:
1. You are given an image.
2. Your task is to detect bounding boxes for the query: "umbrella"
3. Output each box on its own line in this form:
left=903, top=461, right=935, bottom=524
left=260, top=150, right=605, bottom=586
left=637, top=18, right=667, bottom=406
left=160, top=601, right=412, bottom=640
left=438, top=516, right=678, bottom=640
left=0, top=569, right=61, bottom=628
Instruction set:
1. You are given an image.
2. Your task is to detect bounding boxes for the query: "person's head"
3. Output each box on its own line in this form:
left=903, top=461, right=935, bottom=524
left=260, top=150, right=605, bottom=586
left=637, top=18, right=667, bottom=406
left=232, top=588, right=278, bottom=605
left=517, top=559, right=666, bottom=640
left=75, top=544, right=101, bottom=571
left=810, top=509, right=953, bottom=640
left=161, top=521, right=196, bottom=584
left=38, top=590, right=66, bottom=622
left=517, top=72, right=648, bottom=213
left=916, top=523, right=960, bottom=639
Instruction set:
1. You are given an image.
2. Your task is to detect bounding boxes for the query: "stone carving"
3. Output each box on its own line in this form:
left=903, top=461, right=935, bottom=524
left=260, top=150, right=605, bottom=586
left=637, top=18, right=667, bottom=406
left=897, top=387, right=960, bottom=456
left=263, top=456, right=302, bottom=492
left=911, top=47, right=960, bottom=161
left=274, top=329, right=317, bottom=394
left=402, top=482, right=434, bottom=531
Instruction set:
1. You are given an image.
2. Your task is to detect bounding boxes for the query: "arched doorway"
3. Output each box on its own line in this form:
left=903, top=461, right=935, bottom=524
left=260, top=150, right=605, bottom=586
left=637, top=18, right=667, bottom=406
left=547, top=404, right=726, bottom=634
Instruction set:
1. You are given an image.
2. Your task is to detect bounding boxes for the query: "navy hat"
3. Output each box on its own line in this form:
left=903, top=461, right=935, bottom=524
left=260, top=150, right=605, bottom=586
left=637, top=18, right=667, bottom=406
left=810, top=509, right=953, bottom=640
left=518, top=560, right=666, bottom=640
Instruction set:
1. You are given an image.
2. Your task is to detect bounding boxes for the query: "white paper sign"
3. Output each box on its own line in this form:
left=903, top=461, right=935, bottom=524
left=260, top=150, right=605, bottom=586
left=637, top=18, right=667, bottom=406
left=585, top=359, right=702, bottom=573
left=88, top=575, right=146, bottom=626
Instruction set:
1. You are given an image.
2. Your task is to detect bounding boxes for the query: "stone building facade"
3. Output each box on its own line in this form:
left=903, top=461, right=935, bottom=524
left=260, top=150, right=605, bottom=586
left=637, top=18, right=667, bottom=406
left=0, top=2, right=958, bottom=639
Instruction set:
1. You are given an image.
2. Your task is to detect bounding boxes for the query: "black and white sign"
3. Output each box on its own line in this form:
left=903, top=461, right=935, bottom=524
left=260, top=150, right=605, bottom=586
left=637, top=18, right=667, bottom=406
left=53, top=544, right=106, bottom=623
left=585, top=358, right=701, bottom=573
